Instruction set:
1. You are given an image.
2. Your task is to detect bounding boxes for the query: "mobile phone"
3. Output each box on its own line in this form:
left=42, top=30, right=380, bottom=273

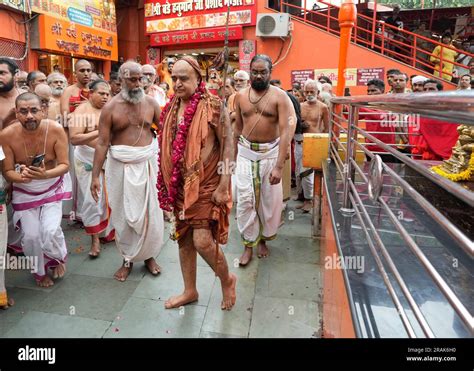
left=31, top=154, right=45, bottom=167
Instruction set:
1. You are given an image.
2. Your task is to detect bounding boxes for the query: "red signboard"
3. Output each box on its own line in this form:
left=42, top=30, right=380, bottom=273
left=144, top=0, right=256, bottom=34
left=291, top=70, right=315, bottom=86
left=239, top=39, right=256, bottom=73
left=356, top=68, right=385, bottom=86
left=150, top=26, right=243, bottom=46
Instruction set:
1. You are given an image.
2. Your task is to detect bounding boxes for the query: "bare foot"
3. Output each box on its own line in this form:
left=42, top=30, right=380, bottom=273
left=144, top=257, right=161, bottom=276
left=0, top=297, right=15, bottom=310
left=88, top=236, right=101, bottom=258
left=302, top=200, right=313, bottom=213
left=257, top=241, right=270, bottom=258
left=114, top=262, right=133, bottom=282
left=36, top=275, right=54, bottom=288
left=239, top=246, right=253, bottom=266
left=221, top=273, right=237, bottom=310
left=52, top=263, right=66, bottom=279
left=165, top=290, right=199, bottom=309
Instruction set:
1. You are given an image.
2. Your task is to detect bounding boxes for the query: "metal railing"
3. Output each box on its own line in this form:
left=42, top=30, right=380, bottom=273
left=328, top=90, right=474, bottom=337
left=272, top=1, right=474, bottom=83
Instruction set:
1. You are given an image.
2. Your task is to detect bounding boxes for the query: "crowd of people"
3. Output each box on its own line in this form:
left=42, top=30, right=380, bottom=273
left=0, top=50, right=466, bottom=313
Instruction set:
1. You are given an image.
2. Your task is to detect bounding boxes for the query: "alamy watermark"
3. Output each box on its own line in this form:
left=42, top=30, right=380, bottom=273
left=0, top=253, right=38, bottom=273
left=324, top=253, right=365, bottom=274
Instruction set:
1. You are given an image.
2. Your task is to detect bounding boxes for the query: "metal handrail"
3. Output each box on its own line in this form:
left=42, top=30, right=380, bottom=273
left=328, top=92, right=474, bottom=337
left=275, top=0, right=474, bottom=82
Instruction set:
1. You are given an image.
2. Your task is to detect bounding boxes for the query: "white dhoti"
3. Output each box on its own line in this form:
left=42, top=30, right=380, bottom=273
left=236, top=136, right=283, bottom=247
left=11, top=175, right=72, bottom=281
left=0, top=148, right=8, bottom=305
left=63, top=143, right=83, bottom=221
left=106, top=139, right=164, bottom=263
left=295, top=134, right=314, bottom=200
left=74, top=145, right=114, bottom=239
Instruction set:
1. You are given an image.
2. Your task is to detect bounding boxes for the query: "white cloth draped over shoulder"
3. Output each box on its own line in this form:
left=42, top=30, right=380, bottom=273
left=106, top=139, right=164, bottom=263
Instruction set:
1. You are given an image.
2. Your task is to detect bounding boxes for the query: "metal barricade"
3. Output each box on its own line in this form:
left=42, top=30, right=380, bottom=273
left=326, top=90, right=473, bottom=338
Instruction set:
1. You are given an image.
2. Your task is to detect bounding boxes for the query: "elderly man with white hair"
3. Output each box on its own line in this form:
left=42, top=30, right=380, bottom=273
left=297, top=79, right=329, bottom=212
left=47, top=72, right=68, bottom=122
left=142, top=64, right=167, bottom=108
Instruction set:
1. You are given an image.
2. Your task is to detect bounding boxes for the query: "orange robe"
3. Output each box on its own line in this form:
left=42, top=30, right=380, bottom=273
left=160, top=91, right=231, bottom=244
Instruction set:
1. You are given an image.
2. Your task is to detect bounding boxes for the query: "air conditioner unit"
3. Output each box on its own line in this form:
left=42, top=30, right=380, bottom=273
left=256, top=13, right=290, bottom=38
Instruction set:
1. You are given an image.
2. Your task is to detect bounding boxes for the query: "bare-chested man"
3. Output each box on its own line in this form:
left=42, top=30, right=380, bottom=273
left=91, top=62, right=164, bottom=281
left=14, top=71, right=28, bottom=93
left=0, top=92, right=71, bottom=287
left=60, top=59, right=92, bottom=116
left=47, top=72, right=68, bottom=122
left=60, top=60, right=92, bottom=223
left=0, top=58, right=20, bottom=129
left=0, top=59, right=20, bottom=306
left=34, top=83, right=54, bottom=120
left=298, top=79, right=329, bottom=213
left=158, top=57, right=236, bottom=310
left=234, top=54, right=295, bottom=266
left=70, top=80, right=113, bottom=257
left=0, top=139, right=14, bottom=308
left=27, top=71, right=47, bottom=92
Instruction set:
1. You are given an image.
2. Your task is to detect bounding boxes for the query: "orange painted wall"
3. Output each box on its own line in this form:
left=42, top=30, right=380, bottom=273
left=320, top=180, right=356, bottom=338
left=0, top=9, right=37, bottom=71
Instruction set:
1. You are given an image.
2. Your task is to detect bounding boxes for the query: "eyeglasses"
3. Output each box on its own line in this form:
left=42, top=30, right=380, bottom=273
left=18, top=108, right=42, bottom=115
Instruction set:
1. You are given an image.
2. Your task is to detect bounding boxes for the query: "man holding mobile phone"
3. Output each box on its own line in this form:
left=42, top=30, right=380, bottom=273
left=0, top=92, right=71, bottom=288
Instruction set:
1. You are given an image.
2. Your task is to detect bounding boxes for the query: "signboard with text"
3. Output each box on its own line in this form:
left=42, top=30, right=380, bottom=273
left=291, top=70, right=315, bottom=86
left=239, top=39, right=256, bottom=73
left=314, top=68, right=358, bottom=87
left=30, top=0, right=117, bottom=33
left=36, top=15, right=118, bottom=61
left=356, top=68, right=385, bottom=86
left=145, top=0, right=256, bottom=34
left=150, top=26, right=243, bottom=46
left=0, top=0, right=28, bottom=12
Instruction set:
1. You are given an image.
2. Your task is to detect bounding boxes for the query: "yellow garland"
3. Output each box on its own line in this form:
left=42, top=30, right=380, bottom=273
left=431, top=153, right=474, bottom=182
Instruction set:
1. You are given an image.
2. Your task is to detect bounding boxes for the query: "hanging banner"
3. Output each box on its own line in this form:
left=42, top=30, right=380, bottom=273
left=30, top=0, right=117, bottom=33
left=0, top=0, right=29, bottom=12
left=145, top=0, right=256, bottom=34
left=239, top=39, right=256, bottom=73
left=291, top=70, right=315, bottom=86
left=150, top=26, right=243, bottom=46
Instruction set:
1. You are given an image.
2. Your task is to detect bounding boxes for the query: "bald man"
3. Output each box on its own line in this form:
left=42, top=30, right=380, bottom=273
left=60, top=59, right=92, bottom=223
left=34, top=83, right=55, bottom=121
left=91, top=62, right=164, bottom=282
left=60, top=59, right=92, bottom=116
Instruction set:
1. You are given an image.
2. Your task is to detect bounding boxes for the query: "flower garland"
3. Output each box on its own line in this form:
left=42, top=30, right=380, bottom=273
left=157, top=82, right=206, bottom=212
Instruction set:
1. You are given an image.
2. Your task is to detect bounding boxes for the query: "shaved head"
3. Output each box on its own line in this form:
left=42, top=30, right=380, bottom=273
left=75, top=59, right=91, bottom=70
left=34, top=83, right=52, bottom=99
left=119, top=61, right=142, bottom=80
